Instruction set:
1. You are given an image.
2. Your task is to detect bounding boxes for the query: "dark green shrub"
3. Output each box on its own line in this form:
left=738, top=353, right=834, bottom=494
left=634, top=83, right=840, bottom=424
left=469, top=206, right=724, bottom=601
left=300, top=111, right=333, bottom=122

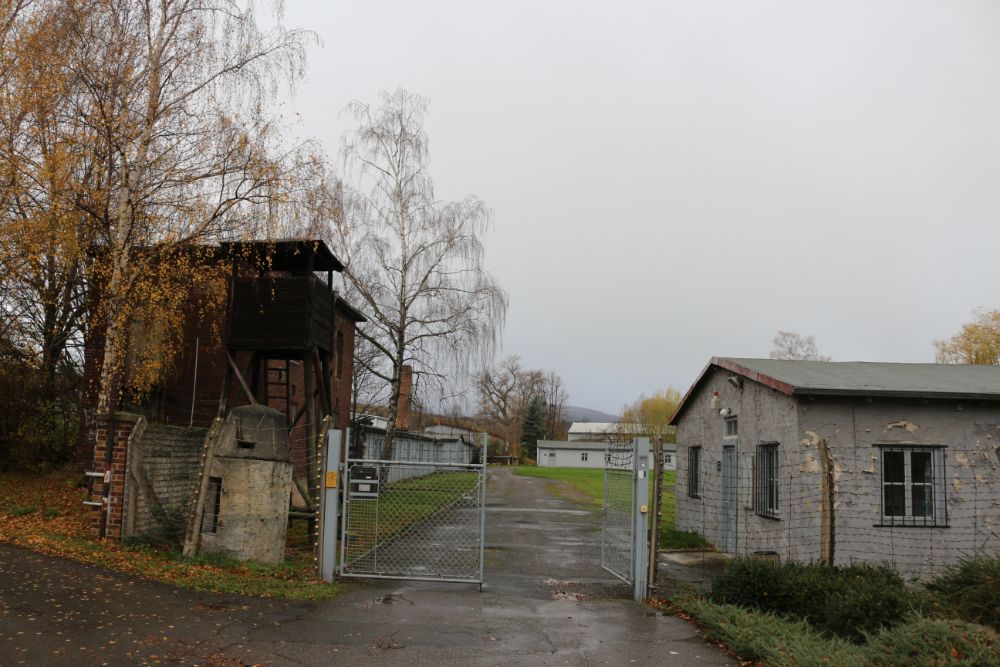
left=678, top=597, right=866, bottom=666
left=710, top=558, right=910, bottom=642
left=710, top=557, right=796, bottom=610
left=926, top=556, right=1000, bottom=633
left=866, top=616, right=1000, bottom=666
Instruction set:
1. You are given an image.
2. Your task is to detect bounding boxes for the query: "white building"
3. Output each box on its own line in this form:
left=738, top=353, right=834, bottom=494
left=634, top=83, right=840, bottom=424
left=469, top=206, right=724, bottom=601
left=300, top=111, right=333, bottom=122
left=536, top=440, right=607, bottom=468
left=567, top=422, right=619, bottom=442
left=565, top=422, right=677, bottom=470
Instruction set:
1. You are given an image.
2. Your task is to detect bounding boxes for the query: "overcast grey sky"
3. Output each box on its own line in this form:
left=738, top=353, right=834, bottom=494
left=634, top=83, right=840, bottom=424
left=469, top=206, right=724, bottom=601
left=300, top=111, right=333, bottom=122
left=277, top=1, right=1000, bottom=414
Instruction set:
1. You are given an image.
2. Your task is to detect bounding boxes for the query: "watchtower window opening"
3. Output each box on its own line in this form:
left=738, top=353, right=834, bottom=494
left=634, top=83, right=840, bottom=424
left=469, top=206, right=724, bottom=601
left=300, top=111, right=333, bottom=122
left=202, top=477, right=223, bottom=534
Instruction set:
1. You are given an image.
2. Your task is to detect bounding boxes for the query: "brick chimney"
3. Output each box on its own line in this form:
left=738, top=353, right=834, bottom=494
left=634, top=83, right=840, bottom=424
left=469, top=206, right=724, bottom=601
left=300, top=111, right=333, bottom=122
left=396, top=365, right=413, bottom=432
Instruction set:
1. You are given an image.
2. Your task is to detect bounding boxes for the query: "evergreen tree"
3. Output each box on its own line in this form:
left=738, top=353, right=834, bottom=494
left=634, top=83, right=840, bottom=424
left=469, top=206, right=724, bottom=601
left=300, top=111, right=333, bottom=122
left=520, top=394, right=548, bottom=460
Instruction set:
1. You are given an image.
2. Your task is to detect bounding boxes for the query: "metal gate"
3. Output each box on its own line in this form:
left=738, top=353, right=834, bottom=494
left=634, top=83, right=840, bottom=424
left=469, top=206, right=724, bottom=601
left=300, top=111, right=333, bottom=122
left=339, top=458, right=486, bottom=584
left=601, top=438, right=650, bottom=600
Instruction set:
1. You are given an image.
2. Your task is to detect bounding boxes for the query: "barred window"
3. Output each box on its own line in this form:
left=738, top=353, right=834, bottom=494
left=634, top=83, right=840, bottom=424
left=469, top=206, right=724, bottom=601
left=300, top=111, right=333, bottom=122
left=724, top=417, right=738, bottom=439
left=754, top=443, right=779, bottom=518
left=202, top=477, right=223, bottom=534
left=688, top=446, right=702, bottom=498
left=879, top=446, right=947, bottom=527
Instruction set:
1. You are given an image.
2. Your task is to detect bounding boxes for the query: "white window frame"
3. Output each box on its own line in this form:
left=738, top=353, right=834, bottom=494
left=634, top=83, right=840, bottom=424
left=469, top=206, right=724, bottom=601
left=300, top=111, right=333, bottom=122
left=878, top=445, right=947, bottom=527
left=723, top=416, right=738, bottom=439
left=581, top=452, right=588, bottom=462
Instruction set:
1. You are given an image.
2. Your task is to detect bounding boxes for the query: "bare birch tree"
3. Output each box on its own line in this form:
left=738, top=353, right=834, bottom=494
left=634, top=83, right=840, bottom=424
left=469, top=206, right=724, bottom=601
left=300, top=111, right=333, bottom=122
left=769, top=331, right=831, bottom=361
left=329, top=89, right=508, bottom=459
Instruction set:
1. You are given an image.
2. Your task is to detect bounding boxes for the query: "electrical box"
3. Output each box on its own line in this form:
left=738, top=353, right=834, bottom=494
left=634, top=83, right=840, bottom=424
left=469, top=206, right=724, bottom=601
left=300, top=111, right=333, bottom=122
left=349, top=465, right=379, bottom=498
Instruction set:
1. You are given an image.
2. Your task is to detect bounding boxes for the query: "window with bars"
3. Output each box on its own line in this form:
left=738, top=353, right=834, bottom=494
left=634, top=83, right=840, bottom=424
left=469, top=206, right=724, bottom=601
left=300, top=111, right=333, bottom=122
left=724, top=417, right=738, bottom=439
left=754, top=443, right=779, bottom=518
left=688, top=446, right=702, bottom=498
left=878, top=446, right=947, bottom=527
left=201, top=477, right=223, bottom=534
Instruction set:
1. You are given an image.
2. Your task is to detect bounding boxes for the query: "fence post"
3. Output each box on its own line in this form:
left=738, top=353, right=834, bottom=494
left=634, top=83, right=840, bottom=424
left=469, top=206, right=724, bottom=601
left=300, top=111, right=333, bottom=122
left=647, top=440, right=663, bottom=591
left=319, top=428, right=344, bottom=582
left=633, top=437, right=651, bottom=601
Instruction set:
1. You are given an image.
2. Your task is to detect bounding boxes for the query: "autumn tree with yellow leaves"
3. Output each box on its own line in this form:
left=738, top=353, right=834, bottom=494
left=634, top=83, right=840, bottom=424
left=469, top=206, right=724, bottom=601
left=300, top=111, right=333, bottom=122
left=935, top=309, right=1000, bottom=366
left=0, top=0, right=320, bottom=462
left=616, top=387, right=684, bottom=444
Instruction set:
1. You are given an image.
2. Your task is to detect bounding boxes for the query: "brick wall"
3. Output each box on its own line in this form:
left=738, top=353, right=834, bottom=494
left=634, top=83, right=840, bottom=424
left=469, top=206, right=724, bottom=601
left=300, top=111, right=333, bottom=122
left=88, top=413, right=142, bottom=539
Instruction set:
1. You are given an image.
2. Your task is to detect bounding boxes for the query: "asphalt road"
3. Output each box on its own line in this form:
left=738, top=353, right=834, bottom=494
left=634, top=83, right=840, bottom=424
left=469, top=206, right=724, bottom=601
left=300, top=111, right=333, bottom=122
left=0, top=467, right=734, bottom=666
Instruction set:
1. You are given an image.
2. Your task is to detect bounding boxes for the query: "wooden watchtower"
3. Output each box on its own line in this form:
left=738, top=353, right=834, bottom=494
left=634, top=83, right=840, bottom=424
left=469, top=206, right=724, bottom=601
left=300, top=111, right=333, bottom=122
left=216, top=240, right=365, bottom=515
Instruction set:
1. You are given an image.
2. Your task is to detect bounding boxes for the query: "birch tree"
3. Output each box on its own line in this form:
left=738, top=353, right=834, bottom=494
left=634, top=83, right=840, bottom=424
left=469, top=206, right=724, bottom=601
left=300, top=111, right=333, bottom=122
left=63, top=0, right=313, bottom=412
left=330, top=89, right=508, bottom=459
left=769, top=331, right=831, bottom=361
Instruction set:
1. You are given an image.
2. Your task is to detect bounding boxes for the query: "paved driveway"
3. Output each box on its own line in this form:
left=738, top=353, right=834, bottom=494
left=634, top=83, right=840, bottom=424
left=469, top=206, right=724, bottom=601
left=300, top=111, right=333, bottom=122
left=0, top=467, right=733, bottom=665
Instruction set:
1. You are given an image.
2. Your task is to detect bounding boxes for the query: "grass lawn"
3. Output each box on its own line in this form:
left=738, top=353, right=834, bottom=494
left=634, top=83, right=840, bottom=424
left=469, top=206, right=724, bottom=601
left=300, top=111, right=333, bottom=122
left=513, top=465, right=712, bottom=550
left=0, top=468, right=340, bottom=599
left=342, top=470, right=479, bottom=563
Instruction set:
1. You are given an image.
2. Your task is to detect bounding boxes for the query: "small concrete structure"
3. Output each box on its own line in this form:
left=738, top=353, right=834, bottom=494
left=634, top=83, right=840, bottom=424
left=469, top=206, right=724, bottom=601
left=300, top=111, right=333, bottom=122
left=198, top=405, right=292, bottom=564
left=671, top=357, right=1000, bottom=577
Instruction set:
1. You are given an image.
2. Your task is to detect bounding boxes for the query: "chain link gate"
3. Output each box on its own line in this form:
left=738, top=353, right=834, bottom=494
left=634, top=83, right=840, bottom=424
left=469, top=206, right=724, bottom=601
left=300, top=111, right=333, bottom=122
left=601, top=438, right=651, bottom=601
left=338, top=458, right=486, bottom=584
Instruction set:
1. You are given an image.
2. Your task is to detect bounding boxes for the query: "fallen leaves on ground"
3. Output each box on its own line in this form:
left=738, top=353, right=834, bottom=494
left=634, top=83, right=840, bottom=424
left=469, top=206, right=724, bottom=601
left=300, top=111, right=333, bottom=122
left=0, top=468, right=340, bottom=600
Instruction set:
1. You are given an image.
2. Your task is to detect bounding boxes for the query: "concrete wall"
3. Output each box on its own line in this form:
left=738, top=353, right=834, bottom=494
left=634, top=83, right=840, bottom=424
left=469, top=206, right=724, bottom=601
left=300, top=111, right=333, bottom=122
left=675, top=367, right=809, bottom=560
left=799, top=397, right=1000, bottom=577
left=677, top=365, right=1000, bottom=576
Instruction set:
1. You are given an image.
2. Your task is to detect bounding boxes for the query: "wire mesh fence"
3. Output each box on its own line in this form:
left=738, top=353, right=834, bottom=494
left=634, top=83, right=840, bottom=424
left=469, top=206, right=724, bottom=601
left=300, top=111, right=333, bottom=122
left=602, top=441, right=635, bottom=583
left=340, top=460, right=485, bottom=582
left=672, top=441, right=1000, bottom=579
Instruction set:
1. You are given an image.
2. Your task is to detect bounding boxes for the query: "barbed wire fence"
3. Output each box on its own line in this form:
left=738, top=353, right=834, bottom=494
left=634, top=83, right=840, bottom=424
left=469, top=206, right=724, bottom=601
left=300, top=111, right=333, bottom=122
left=667, top=443, right=1000, bottom=582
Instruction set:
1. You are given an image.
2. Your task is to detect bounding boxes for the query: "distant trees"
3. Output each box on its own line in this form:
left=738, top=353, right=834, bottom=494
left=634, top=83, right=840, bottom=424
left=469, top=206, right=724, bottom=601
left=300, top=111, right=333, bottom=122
left=617, top=388, right=683, bottom=444
left=935, top=309, right=1000, bottom=365
left=328, top=90, right=508, bottom=459
left=476, top=356, right=568, bottom=457
left=770, top=331, right=831, bottom=361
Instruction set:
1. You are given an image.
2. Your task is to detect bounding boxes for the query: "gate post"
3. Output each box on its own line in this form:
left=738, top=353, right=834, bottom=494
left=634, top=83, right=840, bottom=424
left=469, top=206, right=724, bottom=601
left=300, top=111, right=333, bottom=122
left=633, top=437, right=651, bottom=601
left=319, top=428, right=344, bottom=582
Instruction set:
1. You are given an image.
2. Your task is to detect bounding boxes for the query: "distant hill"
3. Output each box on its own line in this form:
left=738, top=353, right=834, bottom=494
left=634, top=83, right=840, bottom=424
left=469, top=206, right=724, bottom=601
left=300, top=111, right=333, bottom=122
left=562, top=405, right=620, bottom=423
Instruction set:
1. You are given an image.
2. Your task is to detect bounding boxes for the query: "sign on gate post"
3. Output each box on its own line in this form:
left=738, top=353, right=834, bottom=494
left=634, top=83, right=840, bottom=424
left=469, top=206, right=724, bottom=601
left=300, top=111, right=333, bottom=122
left=632, top=437, right=651, bottom=601
left=319, top=428, right=345, bottom=582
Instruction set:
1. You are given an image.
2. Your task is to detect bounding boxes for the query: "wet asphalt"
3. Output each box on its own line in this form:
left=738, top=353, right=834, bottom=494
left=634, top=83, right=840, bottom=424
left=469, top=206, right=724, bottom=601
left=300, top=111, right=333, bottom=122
left=0, top=467, right=734, bottom=666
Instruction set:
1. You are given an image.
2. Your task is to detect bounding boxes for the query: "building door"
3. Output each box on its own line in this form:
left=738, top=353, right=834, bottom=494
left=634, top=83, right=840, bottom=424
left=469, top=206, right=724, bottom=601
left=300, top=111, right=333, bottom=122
left=721, top=445, right=737, bottom=554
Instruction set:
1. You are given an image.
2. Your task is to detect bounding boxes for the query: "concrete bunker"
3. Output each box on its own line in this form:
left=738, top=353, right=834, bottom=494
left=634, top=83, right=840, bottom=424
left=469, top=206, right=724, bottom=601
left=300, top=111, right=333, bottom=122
left=197, top=405, right=293, bottom=564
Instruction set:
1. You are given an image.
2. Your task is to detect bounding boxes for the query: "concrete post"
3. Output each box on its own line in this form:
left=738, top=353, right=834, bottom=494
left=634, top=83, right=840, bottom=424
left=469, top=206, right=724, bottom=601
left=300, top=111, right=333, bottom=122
left=633, top=437, right=650, bottom=601
left=319, top=429, right=344, bottom=582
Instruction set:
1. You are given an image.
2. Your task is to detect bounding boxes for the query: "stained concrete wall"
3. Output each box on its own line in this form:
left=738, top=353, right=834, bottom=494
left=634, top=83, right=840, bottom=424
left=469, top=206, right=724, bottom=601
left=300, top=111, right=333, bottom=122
left=196, top=406, right=292, bottom=565
left=799, top=398, right=1000, bottom=577
left=674, top=366, right=819, bottom=562
left=676, top=365, right=1000, bottom=576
